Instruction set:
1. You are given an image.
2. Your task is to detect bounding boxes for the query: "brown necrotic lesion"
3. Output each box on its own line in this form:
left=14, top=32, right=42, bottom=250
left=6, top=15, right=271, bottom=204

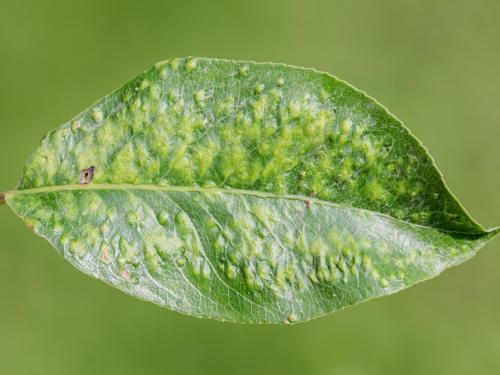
left=80, top=166, right=95, bottom=184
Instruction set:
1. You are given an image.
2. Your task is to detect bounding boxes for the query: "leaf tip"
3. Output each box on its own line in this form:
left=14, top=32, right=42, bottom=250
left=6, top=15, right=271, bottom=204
left=489, top=227, right=500, bottom=238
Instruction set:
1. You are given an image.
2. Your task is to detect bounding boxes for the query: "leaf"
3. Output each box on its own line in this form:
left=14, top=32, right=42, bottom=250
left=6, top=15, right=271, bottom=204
left=2, top=57, right=498, bottom=324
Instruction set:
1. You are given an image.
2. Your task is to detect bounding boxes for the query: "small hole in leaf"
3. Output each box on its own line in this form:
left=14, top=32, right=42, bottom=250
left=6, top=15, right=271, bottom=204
left=80, top=166, right=95, bottom=184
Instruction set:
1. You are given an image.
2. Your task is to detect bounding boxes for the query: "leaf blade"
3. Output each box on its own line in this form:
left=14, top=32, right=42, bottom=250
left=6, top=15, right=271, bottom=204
left=5, top=185, right=497, bottom=323
left=17, top=57, right=484, bottom=233
left=5, top=57, right=498, bottom=323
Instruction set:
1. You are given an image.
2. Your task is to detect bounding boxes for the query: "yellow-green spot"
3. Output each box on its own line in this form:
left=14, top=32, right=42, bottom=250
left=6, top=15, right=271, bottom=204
left=253, top=204, right=276, bottom=226
left=176, top=212, right=191, bottom=234
left=363, top=255, right=373, bottom=270
left=127, top=212, right=139, bottom=225
left=238, top=65, right=249, bottom=77
left=254, top=83, right=265, bottom=94
left=71, top=239, right=87, bottom=258
left=201, top=262, right=211, bottom=279
left=140, top=80, right=149, bottom=90
left=145, top=245, right=161, bottom=272
left=92, top=109, right=103, bottom=123
left=341, top=119, right=352, bottom=133
left=186, top=58, right=197, bottom=72
left=194, top=90, right=206, bottom=107
left=367, top=181, right=387, bottom=202
left=285, top=313, right=298, bottom=324
left=215, top=96, right=234, bottom=116
left=256, top=262, right=271, bottom=280
left=119, top=237, right=137, bottom=265
left=169, top=59, right=180, bottom=70
left=380, top=278, right=389, bottom=287
left=226, top=264, right=238, bottom=279
left=311, top=240, right=328, bottom=257
left=288, top=100, right=301, bottom=118
left=158, top=211, right=169, bottom=226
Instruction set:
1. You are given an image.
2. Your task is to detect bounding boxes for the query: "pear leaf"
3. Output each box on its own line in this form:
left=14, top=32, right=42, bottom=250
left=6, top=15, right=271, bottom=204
left=2, top=58, right=498, bottom=323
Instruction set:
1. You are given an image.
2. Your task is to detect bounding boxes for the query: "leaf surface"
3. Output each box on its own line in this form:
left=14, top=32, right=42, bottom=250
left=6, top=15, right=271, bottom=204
left=4, top=57, right=498, bottom=323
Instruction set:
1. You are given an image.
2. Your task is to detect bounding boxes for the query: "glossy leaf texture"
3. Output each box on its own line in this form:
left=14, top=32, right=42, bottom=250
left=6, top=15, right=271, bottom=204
left=3, top=58, right=498, bottom=323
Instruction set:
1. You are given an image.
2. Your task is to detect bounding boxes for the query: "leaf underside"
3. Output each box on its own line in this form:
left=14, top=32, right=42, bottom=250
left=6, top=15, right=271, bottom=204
left=4, top=57, right=498, bottom=323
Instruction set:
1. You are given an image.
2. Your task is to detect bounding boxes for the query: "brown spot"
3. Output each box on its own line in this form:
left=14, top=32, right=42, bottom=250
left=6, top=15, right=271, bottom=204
left=0, top=193, right=5, bottom=205
left=310, top=191, right=317, bottom=198
left=80, top=166, right=95, bottom=184
left=305, top=200, right=312, bottom=209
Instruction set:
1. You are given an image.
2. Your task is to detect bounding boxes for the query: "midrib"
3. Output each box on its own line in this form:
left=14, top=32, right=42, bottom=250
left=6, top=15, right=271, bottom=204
left=7, top=183, right=336, bottom=206
left=4, top=183, right=493, bottom=236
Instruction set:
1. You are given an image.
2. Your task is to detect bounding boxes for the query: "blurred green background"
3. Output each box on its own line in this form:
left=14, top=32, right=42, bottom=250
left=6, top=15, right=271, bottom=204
left=0, top=0, right=499, bottom=374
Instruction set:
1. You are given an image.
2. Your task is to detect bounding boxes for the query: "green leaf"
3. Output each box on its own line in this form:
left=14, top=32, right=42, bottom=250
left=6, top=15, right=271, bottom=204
left=2, top=57, right=498, bottom=323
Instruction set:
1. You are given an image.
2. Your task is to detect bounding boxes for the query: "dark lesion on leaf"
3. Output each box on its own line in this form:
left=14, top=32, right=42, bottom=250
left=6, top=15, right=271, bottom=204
left=0, top=193, right=5, bottom=205
left=80, top=166, right=95, bottom=184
